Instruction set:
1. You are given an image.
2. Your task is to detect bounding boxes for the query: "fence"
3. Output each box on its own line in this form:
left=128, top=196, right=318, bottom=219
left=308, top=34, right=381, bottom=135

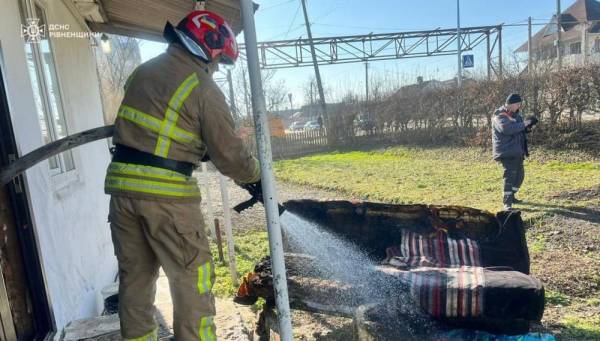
left=243, top=125, right=482, bottom=160
left=244, top=129, right=329, bottom=160
left=242, top=118, right=600, bottom=160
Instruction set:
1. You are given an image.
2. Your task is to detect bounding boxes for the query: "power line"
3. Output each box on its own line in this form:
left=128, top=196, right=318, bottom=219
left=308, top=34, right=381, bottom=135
left=313, top=23, right=420, bottom=32
left=260, top=0, right=296, bottom=11
left=283, top=3, right=302, bottom=39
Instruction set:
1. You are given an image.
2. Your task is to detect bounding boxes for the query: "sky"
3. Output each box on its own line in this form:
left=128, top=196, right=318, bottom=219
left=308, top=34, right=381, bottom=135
left=139, top=0, right=578, bottom=108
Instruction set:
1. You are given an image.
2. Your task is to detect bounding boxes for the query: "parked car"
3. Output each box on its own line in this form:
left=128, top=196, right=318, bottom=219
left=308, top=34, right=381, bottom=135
left=304, top=120, right=320, bottom=131
left=289, top=121, right=304, bottom=131
left=354, top=114, right=375, bottom=132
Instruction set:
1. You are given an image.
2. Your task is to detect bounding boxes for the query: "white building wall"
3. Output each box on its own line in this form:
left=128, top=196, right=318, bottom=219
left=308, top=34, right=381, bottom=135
left=0, top=0, right=116, bottom=332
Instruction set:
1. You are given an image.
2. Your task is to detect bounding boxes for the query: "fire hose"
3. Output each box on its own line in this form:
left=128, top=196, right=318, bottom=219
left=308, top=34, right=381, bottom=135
left=0, top=124, right=285, bottom=215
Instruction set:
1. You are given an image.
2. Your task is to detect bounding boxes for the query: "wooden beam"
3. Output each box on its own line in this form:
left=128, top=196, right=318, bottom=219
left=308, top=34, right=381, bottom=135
left=95, top=0, right=110, bottom=23
left=88, top=22, right=165, bottom=42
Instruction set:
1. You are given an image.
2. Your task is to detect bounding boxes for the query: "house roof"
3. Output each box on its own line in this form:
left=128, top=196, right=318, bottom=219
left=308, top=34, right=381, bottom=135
left=516, top=0, right=600, bottom=52
left=71, top=0, right=251, bottom=41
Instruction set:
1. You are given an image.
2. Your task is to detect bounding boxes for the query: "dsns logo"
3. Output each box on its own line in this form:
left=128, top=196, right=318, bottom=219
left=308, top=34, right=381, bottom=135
left=21, top=18, right=46, bottom=43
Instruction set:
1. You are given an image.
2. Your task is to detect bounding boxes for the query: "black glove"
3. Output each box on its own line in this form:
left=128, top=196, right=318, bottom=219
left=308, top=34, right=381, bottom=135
left=234, top=180, right=285, bottom=215
left=241, top=181, right=263, bottom=202
left=524, top=116, right=539, bottom=129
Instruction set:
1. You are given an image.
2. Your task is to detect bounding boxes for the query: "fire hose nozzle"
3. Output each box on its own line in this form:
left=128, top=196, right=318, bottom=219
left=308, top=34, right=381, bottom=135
left=234, top=181, right=286, bottom=215
left=233, top=197, right=286, bottom=215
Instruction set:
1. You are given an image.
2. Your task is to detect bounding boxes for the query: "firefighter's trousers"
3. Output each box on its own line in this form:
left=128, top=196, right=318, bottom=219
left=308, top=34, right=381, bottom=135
left=109, top=196, right=216, bottom=341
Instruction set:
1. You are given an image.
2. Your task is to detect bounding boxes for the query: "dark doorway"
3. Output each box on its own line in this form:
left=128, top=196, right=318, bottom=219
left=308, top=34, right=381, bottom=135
left=0, top=56, right=54, bottom=340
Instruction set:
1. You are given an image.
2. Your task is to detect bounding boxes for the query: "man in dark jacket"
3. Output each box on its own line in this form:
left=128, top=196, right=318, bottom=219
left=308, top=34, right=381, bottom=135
left=492, top=93, right=538, bottom=210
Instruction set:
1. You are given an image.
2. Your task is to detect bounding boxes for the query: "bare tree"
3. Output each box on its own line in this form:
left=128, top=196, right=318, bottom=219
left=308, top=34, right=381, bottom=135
left=96, top=35, right=141, bottom=124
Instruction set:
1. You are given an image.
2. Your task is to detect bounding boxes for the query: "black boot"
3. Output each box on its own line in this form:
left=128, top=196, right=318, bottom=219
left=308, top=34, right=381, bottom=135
left=503, top=193, right=514, bottom=211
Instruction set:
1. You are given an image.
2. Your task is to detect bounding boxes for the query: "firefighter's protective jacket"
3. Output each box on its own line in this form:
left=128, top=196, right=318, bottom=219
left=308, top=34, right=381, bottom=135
left=105, top=44, right=260, bottom=202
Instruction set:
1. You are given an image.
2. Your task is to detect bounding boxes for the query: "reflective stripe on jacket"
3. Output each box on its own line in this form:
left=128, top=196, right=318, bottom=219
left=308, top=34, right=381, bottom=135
left=105, top=44, right=260, bottom=202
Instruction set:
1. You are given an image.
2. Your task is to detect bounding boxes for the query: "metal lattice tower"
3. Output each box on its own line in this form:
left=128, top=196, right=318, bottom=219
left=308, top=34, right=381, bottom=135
left=240, top=25, right=504, bottom=79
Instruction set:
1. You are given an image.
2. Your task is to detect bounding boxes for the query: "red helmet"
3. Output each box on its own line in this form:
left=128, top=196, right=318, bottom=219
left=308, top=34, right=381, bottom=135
left=163, top=10, right=239, bottom=65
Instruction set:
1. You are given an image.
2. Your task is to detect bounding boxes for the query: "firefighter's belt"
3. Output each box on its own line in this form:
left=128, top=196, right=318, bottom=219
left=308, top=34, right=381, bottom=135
left=112, top=144, right=195, bottom=177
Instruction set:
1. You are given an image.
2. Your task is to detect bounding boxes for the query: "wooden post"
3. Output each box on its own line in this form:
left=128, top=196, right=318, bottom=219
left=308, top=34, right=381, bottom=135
left=214, top=218, right=225, bottom=263
left=201, top=162, right=217, bottom=240
left=219, top=174, right=238, bottom=287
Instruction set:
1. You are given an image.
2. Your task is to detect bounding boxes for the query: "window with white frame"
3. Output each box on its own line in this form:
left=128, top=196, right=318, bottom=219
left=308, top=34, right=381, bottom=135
left=569, top=42, right=581, bottom=55
left=594, top=38, right=600, bottom=53
left=20, top=0, right=75, bottom=175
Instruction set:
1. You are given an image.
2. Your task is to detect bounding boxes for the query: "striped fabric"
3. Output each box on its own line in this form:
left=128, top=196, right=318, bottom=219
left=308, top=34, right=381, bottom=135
left=386, top=229, right=481, bottom=268
left=386, top=229, right=485, bottom=318
left=405, top=267, right=485, bottom=318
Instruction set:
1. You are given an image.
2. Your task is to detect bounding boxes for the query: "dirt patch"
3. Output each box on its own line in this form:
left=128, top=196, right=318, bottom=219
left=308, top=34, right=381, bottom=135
left=548, top=185, right=600, bottom=202
left=198, top=171, right=350, bottom=234
left=291, top=311, right=354, bottom=341
left=527, top=205, right=600, bottom=298
left=531, top=250, right=599, bottom=298
left=530, top=208, right=600, bottom=253
left=532, top=300, right=600, bottom=340
left=213, top=299, right=255, bottom=341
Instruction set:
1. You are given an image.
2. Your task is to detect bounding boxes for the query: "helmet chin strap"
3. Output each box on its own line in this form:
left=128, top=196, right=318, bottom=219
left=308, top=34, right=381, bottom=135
left=173, top=27, right=211, bottom=62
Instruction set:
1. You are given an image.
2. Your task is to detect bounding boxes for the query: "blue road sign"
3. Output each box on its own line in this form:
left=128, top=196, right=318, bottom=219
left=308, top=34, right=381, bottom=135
left=463, top=54, right=474, bottom=68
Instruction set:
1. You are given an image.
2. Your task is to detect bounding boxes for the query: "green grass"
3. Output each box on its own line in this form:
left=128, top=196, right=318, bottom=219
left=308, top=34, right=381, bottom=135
left=586, top=298, right=600, bottom=307
left=527, top=232, right=548, bottom=253
left=210, top=230, right=269, bottom=298
left=561, top=315, right=600, bottom=340
left=274, top=147, right=600, bottom=216
left=545, top=290, right=572, bottom=306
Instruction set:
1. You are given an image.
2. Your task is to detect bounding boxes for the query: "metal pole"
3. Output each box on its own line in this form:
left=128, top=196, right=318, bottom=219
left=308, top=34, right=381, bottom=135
left=310, top=82, right=314, bottom=118
left=556, top=0, right=562, bottom=69
left=242, top=67, right=251, bottom=119
left=582, top=21, right=589, bottom=66
left=456, top=0, right=462, bottom=87
left=227, top=69, right=238, bottom=122
left=486, top=32, right=491, bottom=80
left=200, top=162, right=217, bottom=239
left=365, top=62, right=369, bottom=104
left=219, top=174, right=238, bottom=287
left=527, top=18, right=536, bottom=117
left=498, top=27, right=503, bottom=78
left=240, top=1, right=293, bottom=340
left=301, top=0, right=328, bottom=125
left=528, top=17, right=532, bottom=75
left=365, top=61, right=370, bottom=123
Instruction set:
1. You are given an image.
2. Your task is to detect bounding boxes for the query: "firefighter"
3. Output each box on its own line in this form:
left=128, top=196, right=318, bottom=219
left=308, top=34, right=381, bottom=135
left=104, top=10, right=261, bottom=341
left=492, top=93, right=538, bottom=211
